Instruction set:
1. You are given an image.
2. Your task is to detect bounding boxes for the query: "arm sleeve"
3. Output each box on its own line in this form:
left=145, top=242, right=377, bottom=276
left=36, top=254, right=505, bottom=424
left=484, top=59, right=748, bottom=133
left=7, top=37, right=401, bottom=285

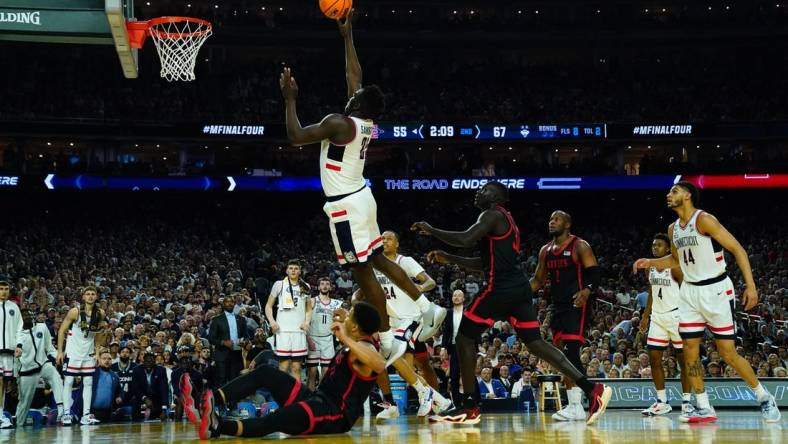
left=582, top=265, right=601, bottom=291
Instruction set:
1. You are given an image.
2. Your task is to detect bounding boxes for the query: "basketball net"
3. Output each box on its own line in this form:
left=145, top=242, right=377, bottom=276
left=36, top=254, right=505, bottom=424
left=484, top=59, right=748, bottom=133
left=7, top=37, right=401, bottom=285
left=146, top=18, right=212, bottom=82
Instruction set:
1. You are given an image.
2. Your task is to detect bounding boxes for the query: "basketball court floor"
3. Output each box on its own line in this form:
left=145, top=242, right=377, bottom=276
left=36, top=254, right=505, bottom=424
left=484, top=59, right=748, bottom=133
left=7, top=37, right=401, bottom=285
left=2, top=411, right=785, bottom=443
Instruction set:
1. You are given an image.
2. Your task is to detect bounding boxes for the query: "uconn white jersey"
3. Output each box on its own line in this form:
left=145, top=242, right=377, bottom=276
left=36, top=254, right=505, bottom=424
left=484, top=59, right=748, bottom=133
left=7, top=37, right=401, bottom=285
left=309, top=297, right=343, bottom=337
left=673, top=210, right=726, bottom=283
left=273, top=279, right=308, bottom=333
left=320, top=116, right=374, bottom=197
left=0, top=300, right=22, bottom=353
left=65, top=314, right=96, bottom=358
left=374, top=254, right=424, bottom=320
left=649, top=267, right=680, bottom=313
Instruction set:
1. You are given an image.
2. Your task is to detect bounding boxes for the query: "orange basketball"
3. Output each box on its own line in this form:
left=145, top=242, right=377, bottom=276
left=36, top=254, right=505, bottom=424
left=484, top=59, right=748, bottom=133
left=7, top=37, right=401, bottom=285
left=320, top=0, right=352, bottom=20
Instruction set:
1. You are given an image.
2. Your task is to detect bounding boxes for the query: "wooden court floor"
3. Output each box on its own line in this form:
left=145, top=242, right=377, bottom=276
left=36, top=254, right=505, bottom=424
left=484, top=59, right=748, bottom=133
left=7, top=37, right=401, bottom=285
left=1, top=411, right=785, bottom=443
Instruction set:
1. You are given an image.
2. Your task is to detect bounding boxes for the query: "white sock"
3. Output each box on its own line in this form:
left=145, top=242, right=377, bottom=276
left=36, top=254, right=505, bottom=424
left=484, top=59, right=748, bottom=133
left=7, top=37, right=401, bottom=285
left=82, top=376, right=93, bottom=416
left=752, top=383, right=770, bottom=402
left=656, top=389, right=667, bottom=403
left=57, top=403, right=64, bottom=418
left=63, top=376, right=75, bottom=416
left=432, top=389, right=448, bottom=404
left=682, top=393, right=692, bottom=403
left=696, top=392, right=711, bottom=410
left=416, top=295, right=431, bottom=314
left=413, top=379, right=429, bottom=395
left=568, top=387, right=583, bottom=406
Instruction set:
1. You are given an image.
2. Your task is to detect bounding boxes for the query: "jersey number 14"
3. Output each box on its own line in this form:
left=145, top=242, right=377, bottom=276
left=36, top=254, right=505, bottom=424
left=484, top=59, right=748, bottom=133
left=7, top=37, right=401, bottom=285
left=682, top=249, right=696, bottom=266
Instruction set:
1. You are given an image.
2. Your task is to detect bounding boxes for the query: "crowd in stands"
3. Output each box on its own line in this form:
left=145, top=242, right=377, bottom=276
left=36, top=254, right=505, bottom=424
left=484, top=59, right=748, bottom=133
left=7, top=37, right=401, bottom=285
left=0, top=189, right=785, bottom=421
left=1, top=39, right=786, bottom=125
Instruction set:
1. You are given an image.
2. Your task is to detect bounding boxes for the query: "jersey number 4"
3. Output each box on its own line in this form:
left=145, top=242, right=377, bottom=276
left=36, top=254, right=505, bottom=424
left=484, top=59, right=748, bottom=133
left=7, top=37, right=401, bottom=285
left=657, top=288, right=663, bottom=300
left=682, top=249, right=696, bottom=266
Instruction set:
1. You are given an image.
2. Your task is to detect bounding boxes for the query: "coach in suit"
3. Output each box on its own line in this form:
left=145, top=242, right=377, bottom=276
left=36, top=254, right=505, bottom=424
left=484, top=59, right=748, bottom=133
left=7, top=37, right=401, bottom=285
left=441, top=290, right=465, bottom=404
left=130, top=353, right=169, bottom=421
left=209, top=294, right=249, bottom=386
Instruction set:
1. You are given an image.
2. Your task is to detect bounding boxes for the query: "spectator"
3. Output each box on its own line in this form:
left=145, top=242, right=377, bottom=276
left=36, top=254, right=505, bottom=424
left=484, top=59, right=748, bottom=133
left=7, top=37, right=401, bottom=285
left=90, top=351, right=121, bottom=423
left=498, top=365, right=513, bottom=393
left=511, top=370, right=533, bottom=398
left=479, top=367, right=508, bottom=399
left=442, top=290, right=465, bottom=404
left=130, top=353, right=169, bottom=422
left=334, top=272, right=353, bottom=295
left=208, top=294, right=249, bottom=386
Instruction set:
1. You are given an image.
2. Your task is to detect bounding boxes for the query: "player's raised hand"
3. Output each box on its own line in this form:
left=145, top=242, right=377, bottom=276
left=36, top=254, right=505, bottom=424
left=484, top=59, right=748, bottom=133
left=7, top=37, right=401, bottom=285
left=742, top=285, right=758, bottom=311
left=427, top=250, right=449, bottom=264
left=411, top=221, right=433, bottom=236
left=333, top=307, right=349, bottom=322
left=632, top=258, right=650, bottom=274
left=337, top=8, right=355, bottom=37
left=280, top=67, right=298, bottom=102
left=331, top=321, right=348, bottom=342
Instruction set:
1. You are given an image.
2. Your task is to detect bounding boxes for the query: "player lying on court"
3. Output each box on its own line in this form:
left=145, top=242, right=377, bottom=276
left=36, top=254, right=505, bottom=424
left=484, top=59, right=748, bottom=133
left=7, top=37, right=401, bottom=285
left=185, top=301, right=384, bottom=439
left=411, top=182, right=612, bottom=425
left=279, top=9, right=445, bottom=366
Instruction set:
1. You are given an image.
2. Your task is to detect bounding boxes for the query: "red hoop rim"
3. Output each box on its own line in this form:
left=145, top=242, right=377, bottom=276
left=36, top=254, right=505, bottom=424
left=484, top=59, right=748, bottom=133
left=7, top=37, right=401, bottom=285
left=127, top=16, right=212, bottom=49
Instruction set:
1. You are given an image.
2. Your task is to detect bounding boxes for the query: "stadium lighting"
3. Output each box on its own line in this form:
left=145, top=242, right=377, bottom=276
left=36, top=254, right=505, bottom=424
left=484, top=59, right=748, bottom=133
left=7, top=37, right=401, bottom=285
left=46, top=142, right=51, bottom=146
left=69, top=142, right=74, bottom=147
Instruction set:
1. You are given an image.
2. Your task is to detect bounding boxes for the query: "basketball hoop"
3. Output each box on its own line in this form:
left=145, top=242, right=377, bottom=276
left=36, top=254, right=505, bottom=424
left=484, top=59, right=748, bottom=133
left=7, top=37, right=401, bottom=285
left=127, top=17, right=212, bottom=82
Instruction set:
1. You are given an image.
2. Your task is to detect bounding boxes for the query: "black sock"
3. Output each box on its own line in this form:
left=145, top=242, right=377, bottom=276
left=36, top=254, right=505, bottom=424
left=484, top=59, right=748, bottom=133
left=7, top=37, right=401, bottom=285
left=219, top=419, right=238, bottom=436
left=383, top=393, right=395, bottom=404
left=464, top=394, right=477, bottom=409
left=215, top=389, right=227, bottom=406
left=575, top=376, right=596, bottom=394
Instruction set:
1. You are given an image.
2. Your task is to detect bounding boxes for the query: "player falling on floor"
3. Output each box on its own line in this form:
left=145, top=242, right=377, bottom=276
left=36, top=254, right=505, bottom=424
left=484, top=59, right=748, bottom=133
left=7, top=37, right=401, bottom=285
left=56, top=286, right=106, bottom=426
left=412, top=182, right=612, bottom=425
left=369, top=230, right=451, bottom=419
left=265, top=259, right=313, bottom=380
left=279, top=9, right=445, bottom=365
left=634, top=181, right=781, bottom=423
left=306, top=277, right=343, bottom=390
left=638, top=233, right=692, bottom=416
left=530, top=210, right=602, bottom=421
left=0, top=281, right=22, bottom=429
left=186, top=302, right=384, bottom=439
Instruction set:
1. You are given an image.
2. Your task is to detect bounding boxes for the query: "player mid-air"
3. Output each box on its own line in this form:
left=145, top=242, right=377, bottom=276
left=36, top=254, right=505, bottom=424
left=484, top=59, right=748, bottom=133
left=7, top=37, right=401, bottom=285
left=279, top=9, right=445, bottom=364
left=412, top=182, right=612, bottom=425
left=634, top=182, right=780, bottom=423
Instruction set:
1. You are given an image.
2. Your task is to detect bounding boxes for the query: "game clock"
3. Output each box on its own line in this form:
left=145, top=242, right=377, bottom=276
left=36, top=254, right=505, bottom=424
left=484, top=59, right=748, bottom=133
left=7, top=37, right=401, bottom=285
left=375, top=123, right=605, bottom=141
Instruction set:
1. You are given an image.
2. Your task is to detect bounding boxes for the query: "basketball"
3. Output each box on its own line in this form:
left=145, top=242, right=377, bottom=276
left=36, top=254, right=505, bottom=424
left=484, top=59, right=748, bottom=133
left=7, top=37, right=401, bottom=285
left=320, top=0, right=352, bottom=20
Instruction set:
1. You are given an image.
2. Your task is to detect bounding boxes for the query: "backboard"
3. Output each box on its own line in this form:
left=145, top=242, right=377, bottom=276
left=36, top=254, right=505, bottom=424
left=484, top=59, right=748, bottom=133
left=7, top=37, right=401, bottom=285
left=0, top=0, right=138, bottom=78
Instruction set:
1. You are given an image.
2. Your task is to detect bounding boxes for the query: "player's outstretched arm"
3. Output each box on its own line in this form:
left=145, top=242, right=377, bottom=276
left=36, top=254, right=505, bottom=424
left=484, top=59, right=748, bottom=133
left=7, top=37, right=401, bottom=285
left=411, top=210, right=503, bottom=248
left=697, top=212, right=758, bottom=310
left=427, top=250, right=482, bottom=271
left=633, top=224, right=680, bottom=273
left=338, top=9, right=361, bottom=98
left=530, top=245, right=549, bottom=292
left=280, top=68, right=354, bottom=146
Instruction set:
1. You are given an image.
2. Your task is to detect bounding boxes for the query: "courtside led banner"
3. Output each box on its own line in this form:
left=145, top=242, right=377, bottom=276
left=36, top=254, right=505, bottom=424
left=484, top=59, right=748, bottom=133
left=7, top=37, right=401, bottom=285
left=28, top=174, right=788, bottom=191
left=592, top=378, right=788, bottom=409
